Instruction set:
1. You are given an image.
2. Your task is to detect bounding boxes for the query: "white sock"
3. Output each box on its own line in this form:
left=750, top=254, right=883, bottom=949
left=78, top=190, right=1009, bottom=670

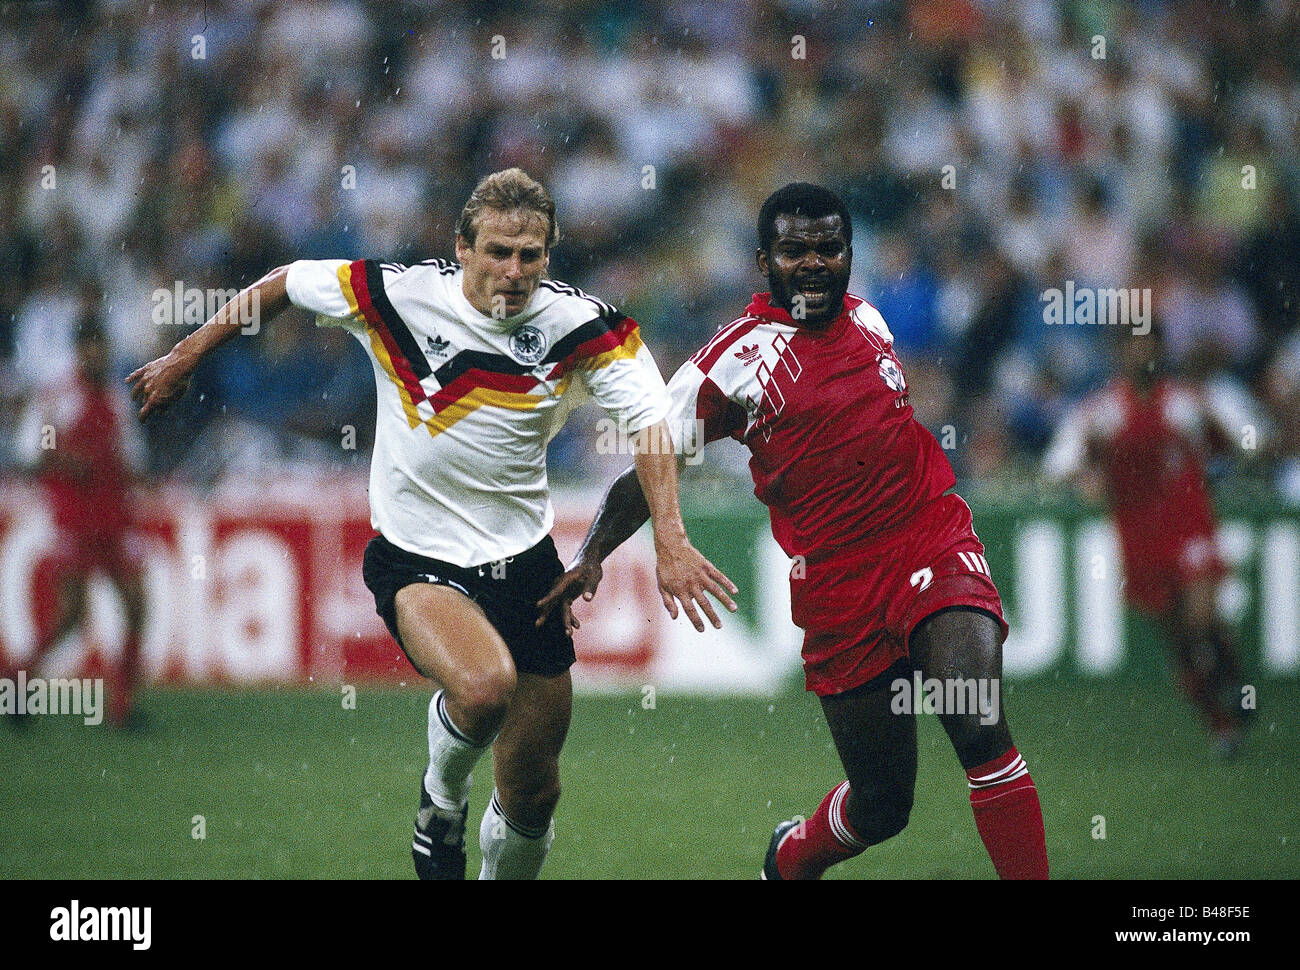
left=478, top=789, right=554, bottom=880
left=423, top=690, right=490, bottom=811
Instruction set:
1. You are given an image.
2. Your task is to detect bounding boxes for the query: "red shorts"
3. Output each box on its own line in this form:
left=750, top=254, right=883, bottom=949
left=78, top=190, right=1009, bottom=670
left=790, top=493, right=1008, bottom=697
left=1122, top=532, right=1226, bottom=616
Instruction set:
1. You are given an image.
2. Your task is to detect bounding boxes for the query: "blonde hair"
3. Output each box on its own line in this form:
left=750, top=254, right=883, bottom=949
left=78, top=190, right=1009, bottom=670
left=456, top=168, right=560, bottom=249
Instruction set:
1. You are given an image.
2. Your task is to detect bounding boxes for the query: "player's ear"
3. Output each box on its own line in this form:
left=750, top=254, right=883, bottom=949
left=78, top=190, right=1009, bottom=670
left=756, top=248, right=769, bottom=275
left=455, top=234, right=471, bottom=263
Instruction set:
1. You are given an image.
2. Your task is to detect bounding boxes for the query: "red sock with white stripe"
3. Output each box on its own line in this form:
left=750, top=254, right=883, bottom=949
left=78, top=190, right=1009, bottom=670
left=966, top=746, right=1048, bottom=879
left=775, top=781, right=868, bottom=879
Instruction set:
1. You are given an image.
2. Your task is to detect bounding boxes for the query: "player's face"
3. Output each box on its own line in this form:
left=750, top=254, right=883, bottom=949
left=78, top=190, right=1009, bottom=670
left=456, top=208, right=551, bottom=319
left=757, top=213, right=852, bottom=327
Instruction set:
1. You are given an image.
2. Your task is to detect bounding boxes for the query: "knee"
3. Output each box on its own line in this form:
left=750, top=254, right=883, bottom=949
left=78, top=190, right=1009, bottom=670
left=500, top=769, right=561, bottom=829
left=449, top=667, right=516, bottom=737
left=846, top=786, right=913, bottom=845
left=948, top=717, right=1014, bottom=771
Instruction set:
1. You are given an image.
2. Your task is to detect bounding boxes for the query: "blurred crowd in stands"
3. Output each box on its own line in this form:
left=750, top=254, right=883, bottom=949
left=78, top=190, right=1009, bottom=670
left=3, top=0, right=1300, bottom=501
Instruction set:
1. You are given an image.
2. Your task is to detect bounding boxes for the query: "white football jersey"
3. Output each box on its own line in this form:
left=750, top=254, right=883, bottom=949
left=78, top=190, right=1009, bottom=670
left=286, top=257, right=670, bottom=566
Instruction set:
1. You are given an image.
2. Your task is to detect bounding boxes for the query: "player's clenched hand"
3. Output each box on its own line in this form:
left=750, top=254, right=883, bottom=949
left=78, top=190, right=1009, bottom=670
left=536, top=557, right=604, bottom=636
left=126, top=350, right=194, bottom=419
left=654, top=537, right=739, bottom=633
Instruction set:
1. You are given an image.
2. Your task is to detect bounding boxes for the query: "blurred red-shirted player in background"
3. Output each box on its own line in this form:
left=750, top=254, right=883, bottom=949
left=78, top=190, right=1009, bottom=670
left=5, top=315, right=147, bottom=727
left=1044, top=322, right=1255, bottom=755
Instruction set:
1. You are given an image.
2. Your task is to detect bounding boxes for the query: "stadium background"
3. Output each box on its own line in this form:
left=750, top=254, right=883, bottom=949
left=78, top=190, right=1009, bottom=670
left=1, top=0, right=1297, bottom=878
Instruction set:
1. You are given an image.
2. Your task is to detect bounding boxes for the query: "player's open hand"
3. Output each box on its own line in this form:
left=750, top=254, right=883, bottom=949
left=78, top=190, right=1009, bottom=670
left=654, top=537, right=739, bottom=632
left=126, top=350, right=194, bottom=419
left=536, top=557, right=604, bottom=636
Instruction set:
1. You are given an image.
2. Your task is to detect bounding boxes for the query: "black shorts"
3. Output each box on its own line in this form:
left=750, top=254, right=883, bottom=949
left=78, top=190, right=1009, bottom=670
left=362, top=532, right=576, bottom=678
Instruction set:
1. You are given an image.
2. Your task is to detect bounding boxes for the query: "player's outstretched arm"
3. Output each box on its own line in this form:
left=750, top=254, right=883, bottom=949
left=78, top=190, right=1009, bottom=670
left=537, top=420, right=737, bottom=635
left=535, top=465, right=643, bottom=635
left=1041, top=404, right=1106, bottom=501
left=125, top=265, right=292, bottom=419
left=633, top=420, right=738, bottom=632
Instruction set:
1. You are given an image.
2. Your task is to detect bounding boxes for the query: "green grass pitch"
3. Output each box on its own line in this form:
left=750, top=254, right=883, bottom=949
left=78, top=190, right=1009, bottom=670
left=2, top=677, right=1296, bottom=878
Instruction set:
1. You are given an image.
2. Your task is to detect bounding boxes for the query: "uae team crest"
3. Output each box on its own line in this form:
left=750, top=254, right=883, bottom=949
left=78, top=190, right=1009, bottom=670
left=509, top=324, right=548, bottom=364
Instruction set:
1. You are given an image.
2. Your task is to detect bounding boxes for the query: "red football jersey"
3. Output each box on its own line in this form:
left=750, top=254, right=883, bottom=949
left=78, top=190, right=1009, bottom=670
left=20, top=371, right=140, bottom=536
left=1088, top=378, right=1220, bottom=556
left=666, top=292, right=956, bottom=559
left=1042, top=374, right=1238, bottom=612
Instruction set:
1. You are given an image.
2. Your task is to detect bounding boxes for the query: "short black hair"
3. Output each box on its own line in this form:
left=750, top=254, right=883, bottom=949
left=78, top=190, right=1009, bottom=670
left=757, top=183, right=852, bottom=252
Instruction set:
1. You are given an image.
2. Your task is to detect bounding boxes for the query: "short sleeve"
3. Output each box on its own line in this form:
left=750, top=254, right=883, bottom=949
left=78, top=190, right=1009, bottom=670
left=570, top=316, right=672, bottom=434
left=1041, top=406, right=1087, bottom=483
left=1042, top=391, right=1118, bottom=482
left=664, top=359, right=747, bottom=461
left=12, top=393, right=50, bottom=469
left=285, top=259, right=365, bottom=333
left=1203, top=377, right=1267, bottom=451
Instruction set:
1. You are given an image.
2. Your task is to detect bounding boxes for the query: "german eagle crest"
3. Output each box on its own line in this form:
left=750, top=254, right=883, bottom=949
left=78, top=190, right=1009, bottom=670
left=509, top=324, right=547, bottom=364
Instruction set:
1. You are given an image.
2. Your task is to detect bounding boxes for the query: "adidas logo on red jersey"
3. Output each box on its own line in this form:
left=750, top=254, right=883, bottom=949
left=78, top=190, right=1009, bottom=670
left=734, top=344, right=761, bottom=365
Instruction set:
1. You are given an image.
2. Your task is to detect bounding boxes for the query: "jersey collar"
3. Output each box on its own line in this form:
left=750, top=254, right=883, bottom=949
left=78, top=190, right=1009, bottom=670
left=745, top=291, right=850, bottom=333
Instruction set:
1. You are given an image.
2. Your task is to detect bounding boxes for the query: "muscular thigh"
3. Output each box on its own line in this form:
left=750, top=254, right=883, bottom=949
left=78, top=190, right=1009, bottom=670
left=394, top=582, right=514, bottom=690
left=909, top=606, right=1003, bottom=681
left=908, top=606, right=1011, bottom=769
